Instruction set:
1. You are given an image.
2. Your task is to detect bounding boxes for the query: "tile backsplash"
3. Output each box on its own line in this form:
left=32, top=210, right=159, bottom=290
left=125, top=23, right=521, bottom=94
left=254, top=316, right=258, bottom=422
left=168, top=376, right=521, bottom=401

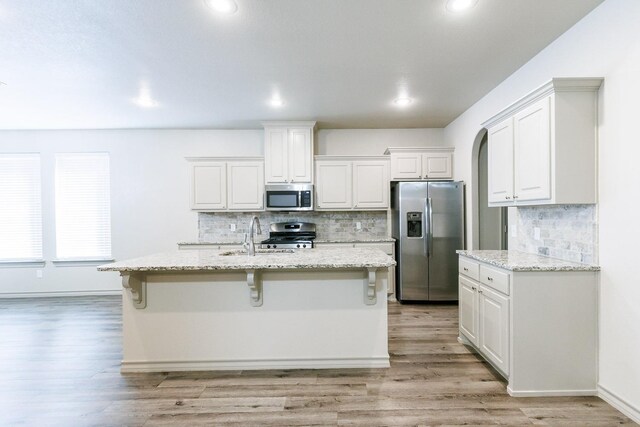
left=198, top=211, right=388, bottom=242
left=512, top=205, right=598, bottom=264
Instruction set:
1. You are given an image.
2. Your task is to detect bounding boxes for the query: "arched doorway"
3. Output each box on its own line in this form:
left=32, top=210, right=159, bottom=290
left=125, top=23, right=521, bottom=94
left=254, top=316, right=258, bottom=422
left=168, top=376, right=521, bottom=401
left=471, top=129, right=507, bottom=250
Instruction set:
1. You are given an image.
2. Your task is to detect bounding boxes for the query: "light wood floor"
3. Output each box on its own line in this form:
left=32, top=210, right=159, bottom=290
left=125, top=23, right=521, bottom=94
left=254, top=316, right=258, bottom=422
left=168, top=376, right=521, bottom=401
left=0, top=296, right=634, bottom=426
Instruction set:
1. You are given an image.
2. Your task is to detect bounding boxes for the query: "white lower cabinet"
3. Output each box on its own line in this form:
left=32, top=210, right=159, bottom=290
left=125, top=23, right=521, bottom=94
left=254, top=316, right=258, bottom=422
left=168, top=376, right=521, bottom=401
left=458, top=276, right=479, bottom=346
left=458, top=254, right=598, bottom=397
left=477, top=284, right=509, bottom=375
left=458, top=267, right=509, bottom=375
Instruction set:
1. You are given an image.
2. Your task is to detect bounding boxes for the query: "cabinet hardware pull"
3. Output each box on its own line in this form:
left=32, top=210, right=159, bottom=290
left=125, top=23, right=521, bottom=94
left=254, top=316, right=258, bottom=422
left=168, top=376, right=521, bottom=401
left=471, top=286, right=476, bottom=291
left=463, top=267, right=468, bottom=271
left=479, top=290, right=483, bottom=294
left=513, top=195, right=519, bottom=199
left=505, top=196, right=511, bottom=200
left=487, top=277, right=493, bottom=281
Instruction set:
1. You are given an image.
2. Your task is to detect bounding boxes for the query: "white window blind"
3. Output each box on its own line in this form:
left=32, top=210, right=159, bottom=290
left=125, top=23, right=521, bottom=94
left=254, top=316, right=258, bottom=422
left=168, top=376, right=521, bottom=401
left=0, top=154, right=43, bottom=261
left=55, top=153, right=112, bottom=260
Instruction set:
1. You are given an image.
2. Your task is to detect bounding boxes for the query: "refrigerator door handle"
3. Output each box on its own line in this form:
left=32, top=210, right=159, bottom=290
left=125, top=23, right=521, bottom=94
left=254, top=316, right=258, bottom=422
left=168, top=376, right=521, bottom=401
left=427, top=197, right=433, bottom=257
left=423, top=198, right=429, bottom=257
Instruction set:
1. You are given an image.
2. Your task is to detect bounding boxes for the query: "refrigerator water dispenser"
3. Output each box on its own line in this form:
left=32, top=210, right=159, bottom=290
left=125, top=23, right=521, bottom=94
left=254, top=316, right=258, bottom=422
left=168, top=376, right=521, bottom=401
left=407, top=212, right=423, bottom=238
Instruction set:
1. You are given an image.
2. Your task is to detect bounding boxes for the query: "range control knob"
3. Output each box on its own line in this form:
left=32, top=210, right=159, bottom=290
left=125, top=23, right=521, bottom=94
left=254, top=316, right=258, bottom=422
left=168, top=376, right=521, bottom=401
left=266, top=245, right=271, bottom=249
left=303, top=244, right=307, bottom=248
left=296, top=244, right=301, bottom=248
left=272, top=244, right=277, bottom=249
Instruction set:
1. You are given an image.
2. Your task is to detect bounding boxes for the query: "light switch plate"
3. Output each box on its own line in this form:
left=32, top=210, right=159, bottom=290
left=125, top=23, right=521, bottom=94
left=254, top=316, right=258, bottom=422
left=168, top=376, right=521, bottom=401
left=511, top=225, right=517, bottom=238
left=230, top=224, right=236, bottom=231
left=534, top=227, right=541, bottom=240
left=356, top=222, right=362, bottom=230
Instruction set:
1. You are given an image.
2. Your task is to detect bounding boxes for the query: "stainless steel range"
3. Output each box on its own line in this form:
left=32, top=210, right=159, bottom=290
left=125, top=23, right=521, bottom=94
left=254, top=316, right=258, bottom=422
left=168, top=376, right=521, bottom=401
left=260, top=222, right=316, bottom=249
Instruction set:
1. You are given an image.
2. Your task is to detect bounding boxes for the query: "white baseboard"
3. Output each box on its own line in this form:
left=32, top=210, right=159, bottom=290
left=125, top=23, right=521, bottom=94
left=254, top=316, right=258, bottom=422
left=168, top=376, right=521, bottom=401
left=507, top=386, right=597, bottom=397
left=0, top=290, right=121, bottom=298
left=598, top=384, right=640, bottom=424
left=121, top=356, right=390, bottom=373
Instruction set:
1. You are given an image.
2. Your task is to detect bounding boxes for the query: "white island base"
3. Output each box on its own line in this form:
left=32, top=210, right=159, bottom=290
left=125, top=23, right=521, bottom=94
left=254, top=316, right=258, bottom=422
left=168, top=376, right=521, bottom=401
left=120, top=268, right=389, bottom=373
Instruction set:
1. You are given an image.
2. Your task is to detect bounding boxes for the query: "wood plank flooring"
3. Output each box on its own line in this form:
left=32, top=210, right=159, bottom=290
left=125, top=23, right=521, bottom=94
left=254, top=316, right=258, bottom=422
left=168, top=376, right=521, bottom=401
left=0, top=296, right=634, bottom=426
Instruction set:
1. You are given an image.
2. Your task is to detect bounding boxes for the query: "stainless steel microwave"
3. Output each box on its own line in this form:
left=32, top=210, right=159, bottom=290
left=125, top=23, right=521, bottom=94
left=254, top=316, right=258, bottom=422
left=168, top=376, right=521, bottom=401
left=265, top=184, right=314, bottom=211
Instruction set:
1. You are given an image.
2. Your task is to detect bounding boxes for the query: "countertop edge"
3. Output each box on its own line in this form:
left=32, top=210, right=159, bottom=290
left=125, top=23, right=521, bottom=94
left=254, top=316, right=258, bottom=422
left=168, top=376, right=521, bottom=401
left=457, top=250, right=600, bottom=272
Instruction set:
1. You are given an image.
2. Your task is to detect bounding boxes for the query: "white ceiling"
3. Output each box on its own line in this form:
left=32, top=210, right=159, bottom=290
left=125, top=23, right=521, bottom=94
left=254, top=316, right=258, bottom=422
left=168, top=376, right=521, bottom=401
left=0, top=0, right=604, bottom=130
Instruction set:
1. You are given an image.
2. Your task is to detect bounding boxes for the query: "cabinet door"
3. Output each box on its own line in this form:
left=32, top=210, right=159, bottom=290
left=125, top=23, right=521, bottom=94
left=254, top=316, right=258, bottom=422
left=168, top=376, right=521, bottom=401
left=353, top=161, right=389, bottom=209
left=288, top=128, right=313, bottom=183
left=390, top=153, right=422, bottom=179
left=227, top=162, right=264, bottom=211
left=459, top=276, right=479, bottom=346
left=190, top=162, right=227, bottom=210
left=479, top=285, right=509, bottom=375
left=487, top=119, right=514, bottom=204
left=422, top=152, right=452, bottom=179
left=514, top=96, right=551, bottom=202
left=315, top=161, right=352, bottom=209
left=264, top=127, right=288, bottom=183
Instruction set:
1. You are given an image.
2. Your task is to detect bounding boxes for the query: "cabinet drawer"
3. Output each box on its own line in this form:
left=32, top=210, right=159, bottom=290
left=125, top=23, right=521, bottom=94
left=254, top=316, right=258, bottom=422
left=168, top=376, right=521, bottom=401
left=479, top=265, right=510, bottom=295
left=459, top=257, right=480, bottom=281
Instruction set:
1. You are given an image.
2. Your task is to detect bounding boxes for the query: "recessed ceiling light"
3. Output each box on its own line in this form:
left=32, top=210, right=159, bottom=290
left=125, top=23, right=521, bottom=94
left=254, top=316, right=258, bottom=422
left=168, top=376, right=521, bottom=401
left=394, top=97, right=413, bottom=107
left=204, top=0, right=238, bottom=15
left=269, top=97, right=284, bottom=108
left=131, top=82, right=160, bottom=109
left=446, top=0, right=478, bottom=12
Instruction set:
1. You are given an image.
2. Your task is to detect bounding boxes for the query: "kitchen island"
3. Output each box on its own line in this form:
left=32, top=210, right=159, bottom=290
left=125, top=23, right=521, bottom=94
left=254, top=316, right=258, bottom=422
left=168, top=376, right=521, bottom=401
left=98, top=247, right=395, bottom=373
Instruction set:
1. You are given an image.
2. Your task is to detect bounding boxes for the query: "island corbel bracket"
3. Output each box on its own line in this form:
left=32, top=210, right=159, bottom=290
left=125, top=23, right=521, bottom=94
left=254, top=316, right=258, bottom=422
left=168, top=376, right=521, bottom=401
left=246, top=269, right=263, bottom=307
left=365, top=267, right=377, bottom=305
left=121, top=273, right=147, bottom=309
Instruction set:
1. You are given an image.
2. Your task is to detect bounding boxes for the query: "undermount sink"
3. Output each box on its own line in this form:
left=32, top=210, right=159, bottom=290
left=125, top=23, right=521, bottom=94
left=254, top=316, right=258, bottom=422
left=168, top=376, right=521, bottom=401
left=219, top=249, right=295, bottom=256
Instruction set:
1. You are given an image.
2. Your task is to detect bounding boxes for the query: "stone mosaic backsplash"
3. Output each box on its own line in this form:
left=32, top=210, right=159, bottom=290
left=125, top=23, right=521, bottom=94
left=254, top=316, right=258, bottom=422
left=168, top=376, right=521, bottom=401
left=198, top=211, right=388, bottom=243
left=512, top=205, right=598, bottom=264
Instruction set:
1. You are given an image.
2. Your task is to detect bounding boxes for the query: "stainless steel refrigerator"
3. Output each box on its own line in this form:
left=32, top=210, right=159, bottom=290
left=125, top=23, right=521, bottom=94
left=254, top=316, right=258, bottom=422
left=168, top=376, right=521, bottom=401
left=391, top=181, right=464, bottom=302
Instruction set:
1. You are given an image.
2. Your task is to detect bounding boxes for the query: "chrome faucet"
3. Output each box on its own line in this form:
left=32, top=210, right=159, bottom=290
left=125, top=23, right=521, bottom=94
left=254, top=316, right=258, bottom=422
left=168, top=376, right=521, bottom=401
left=243, top=216, right=262, bottom=256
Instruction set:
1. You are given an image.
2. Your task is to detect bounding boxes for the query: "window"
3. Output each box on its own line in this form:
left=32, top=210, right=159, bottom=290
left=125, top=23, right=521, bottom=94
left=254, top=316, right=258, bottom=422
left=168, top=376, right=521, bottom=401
left=0, top=154, right=43, bottom=262
left=55, top=153, right=112, bottom=260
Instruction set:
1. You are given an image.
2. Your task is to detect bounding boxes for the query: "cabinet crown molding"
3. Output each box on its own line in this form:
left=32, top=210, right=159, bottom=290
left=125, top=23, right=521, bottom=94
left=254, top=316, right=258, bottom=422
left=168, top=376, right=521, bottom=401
left=482, top=77, right=603, bottom=129
left=383, top=147, right=454, bottom=155
left=185, top=157, right=264, bottom=162
left=315, top=155, right=389, bottom=162
left=261, top=121, right=317, bottom=128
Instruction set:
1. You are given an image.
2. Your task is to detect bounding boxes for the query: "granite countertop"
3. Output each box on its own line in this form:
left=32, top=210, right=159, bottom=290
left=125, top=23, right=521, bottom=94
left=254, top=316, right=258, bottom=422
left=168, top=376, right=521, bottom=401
left=177, top=241, right=243, bottom=246
left=98, top=247, right=396, bottom=273
left=457, top=250, right=600, bottom=272
left=314, top=238, right=395, bottom=244
left=178, top=238, right=395, bottom=246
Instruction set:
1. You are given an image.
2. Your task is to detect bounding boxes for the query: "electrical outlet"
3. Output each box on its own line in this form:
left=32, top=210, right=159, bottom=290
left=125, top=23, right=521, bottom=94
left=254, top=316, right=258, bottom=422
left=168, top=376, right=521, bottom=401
left=534, top=227, right=541, bottom=240
left=36, top=269, right=43, bottom=279
left=230, top=224, right=236, bottom=231
left=511, top=225, right=517, bottom=238
left=356, top=222, right=362, bottom=230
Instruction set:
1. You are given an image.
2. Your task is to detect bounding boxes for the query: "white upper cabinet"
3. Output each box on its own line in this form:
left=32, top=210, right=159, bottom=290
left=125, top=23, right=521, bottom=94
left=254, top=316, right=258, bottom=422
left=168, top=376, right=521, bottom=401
left=514, top=96, right=551, bottom=202
left=315, top=160, right=352, bottom=209
left=263, top=121, right=315, bottom=184
left=353, top=160, right=389, bottom=209
left=227, top=161, right=264, bottom=211
left=483, top=77, right=602, bottom=207
left=190, top=161, right=227, bottom=210
left=315, top=156, right=389, bottom=210
left=385, top=147, right=454, bottom=180
left=487, top=119, right=514, bottom=204
left=188, top=158, right=264, bottom=212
